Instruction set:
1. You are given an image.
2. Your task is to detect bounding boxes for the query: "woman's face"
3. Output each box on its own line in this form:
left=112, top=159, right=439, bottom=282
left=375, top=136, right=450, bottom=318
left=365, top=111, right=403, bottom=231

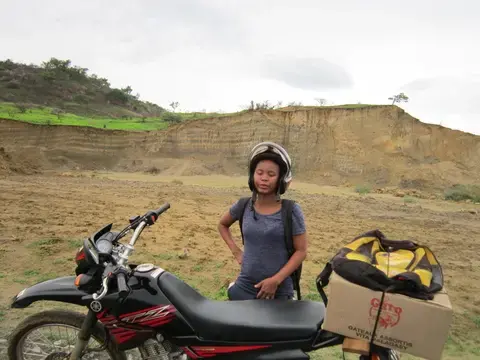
left=253, top=160, right=280, bottom=195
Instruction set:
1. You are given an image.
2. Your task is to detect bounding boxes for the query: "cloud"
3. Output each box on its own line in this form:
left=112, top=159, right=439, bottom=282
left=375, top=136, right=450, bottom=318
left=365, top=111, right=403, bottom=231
left=260, top=56, right=354, bottom=91
left=402, top=75, right=480, bottom=111
left=401, top=74, right=480, bottom=134
left=1, top=0, right=480, bottom=134
left=0, top=0, right=248, bottom=64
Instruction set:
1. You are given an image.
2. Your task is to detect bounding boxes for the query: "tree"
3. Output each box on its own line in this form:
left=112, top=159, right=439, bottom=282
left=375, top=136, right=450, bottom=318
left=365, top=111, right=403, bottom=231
left=288, top=101, right=302, bottom=106
left=163, top=112, right=182, bottom=123
left=245, top=100, right=277, bottom=111
left=315, top=98, right=327, bottom=106
left=121, top=86, right=133, bottom=95
left=106, top=89, right=129, bottom=105
left=388, top=92, right=409, bottom=105
left=169, top=101, right=179, bottom=112
left=41, top=58, right=72, bottom=72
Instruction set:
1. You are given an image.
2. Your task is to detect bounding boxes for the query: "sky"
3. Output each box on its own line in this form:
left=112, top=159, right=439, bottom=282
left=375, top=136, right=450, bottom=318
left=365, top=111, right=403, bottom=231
left=2, top=0, right=480, bottom=135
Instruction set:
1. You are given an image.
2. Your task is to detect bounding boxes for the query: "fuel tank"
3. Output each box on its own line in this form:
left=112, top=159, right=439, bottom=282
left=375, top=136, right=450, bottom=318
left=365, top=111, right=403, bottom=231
left=95, top=264, right=194, bottom=350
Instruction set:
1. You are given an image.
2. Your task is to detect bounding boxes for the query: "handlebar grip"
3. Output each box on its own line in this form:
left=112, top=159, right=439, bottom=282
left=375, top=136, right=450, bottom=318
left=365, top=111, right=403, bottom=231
left=116, top=272, right=129, bottom=297
left=154, top=203, right=171, bottom=216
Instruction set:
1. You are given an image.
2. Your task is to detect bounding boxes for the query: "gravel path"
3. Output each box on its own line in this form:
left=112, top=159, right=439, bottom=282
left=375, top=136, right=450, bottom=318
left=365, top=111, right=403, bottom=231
left=0, top=338, right=143, bottom=359
left=0, top=339, right=7, bottom=358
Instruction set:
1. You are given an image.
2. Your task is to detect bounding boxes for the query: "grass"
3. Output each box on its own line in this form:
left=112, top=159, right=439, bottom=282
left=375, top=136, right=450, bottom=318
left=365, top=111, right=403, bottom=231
left=444, top=184, right=480, bottom=203
left=403, top=195, right=417, bottom=204
left=67, top=238, right=83, bottom=249
left=26, top=237, right=63, bottom=256
left=153, top=252, right=180, bottom=261
left=282, top=103, right=380, bottom=110
left=322, top=103, right=379, bottom=109
left=24, top=237, right=84, bottom=260
left=355, top=184, right=372, bottom=195
left=0, top=102, right=169, bottom=131
left=23, top=270, right=40, bottom=277
left=0, top=102, right=227, bottom=131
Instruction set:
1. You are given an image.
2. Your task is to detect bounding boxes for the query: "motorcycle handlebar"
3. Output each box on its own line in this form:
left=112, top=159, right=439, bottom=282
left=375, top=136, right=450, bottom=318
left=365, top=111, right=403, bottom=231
left=116, top=272, right=129, bottom=297
left=154, top=203, right=170, bottom=217
left=92, top=204, right=171, bottom=300
left=144, top=203, right=171, bottom=226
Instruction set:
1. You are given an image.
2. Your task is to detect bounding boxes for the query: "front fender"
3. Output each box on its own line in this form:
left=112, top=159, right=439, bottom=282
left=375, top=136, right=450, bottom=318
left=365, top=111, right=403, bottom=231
left=11, top=276, right=90, bottom=309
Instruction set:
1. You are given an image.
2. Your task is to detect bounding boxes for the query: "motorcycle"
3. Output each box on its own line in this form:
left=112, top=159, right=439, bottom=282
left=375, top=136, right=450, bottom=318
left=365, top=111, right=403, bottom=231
left=7, top=203, right=398, bottom=359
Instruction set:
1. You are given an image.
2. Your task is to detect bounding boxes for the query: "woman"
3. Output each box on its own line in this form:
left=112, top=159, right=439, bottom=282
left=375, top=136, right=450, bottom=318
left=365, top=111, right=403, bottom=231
left=218, top=142, right=308, bottom=300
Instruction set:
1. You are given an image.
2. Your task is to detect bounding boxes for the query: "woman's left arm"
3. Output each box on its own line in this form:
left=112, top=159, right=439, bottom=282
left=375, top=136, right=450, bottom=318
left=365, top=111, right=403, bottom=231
left=255, top=233, right=308, bottom=299
left=271, top=232, right=308, bottom=285
left=255, top=204, right=308, bottom=299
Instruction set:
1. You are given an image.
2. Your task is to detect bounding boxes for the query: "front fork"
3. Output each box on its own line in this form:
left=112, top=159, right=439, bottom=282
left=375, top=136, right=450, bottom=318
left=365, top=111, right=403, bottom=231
left=69, top=309, right=98, bottom=359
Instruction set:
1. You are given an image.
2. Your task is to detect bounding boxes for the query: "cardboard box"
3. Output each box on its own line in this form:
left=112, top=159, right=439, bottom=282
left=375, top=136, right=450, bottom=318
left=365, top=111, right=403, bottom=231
left=323, top=272, right=453, bottom=360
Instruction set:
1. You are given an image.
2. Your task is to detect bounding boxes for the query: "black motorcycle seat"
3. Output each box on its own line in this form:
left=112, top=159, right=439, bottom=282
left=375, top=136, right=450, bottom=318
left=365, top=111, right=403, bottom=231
left=158, top=272, right=325, bottom=342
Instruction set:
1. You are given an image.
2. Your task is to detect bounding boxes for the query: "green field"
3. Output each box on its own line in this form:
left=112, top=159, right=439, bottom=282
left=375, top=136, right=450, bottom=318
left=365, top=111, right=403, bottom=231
left=0, top=102, right=168, bottom=130
left=0, top=102, right=231, bottom=131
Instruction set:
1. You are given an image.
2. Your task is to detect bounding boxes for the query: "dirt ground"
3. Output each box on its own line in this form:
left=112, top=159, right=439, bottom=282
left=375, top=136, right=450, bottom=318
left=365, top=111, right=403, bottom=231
left=0, top=171, right=479, bottom=359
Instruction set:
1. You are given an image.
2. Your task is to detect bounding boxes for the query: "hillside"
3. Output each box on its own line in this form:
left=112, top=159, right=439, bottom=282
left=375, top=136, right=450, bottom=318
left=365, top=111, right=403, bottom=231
left=1, top=105, right=479, bottom=191
left=0, top=58, right=166, bottom=118
left=0, top=57, right=478, bottom=191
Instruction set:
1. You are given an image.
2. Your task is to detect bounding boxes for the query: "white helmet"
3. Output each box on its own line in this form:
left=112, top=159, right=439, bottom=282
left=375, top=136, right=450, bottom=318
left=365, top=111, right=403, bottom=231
left=248, top=141, right=293, bottom=194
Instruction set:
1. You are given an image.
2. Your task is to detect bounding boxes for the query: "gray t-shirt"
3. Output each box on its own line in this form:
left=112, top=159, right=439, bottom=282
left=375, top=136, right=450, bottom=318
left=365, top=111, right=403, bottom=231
left=229, top=198, right=306, bottom=297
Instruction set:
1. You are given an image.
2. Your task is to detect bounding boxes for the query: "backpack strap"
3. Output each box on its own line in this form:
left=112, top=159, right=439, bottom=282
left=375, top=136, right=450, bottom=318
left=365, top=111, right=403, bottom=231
left=282, top=199, right=295, bottom=253
left=237, top=197, right=251, bottom=245
left=281, top=199, right=302, bottom=300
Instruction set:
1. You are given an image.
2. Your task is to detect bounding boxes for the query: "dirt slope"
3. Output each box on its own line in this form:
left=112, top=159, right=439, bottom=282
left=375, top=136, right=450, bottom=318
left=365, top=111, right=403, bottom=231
left=1, top=105, right=479, bottom=189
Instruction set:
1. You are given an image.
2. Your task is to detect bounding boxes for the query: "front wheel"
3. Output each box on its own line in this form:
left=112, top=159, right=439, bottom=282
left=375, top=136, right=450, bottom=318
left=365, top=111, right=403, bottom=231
left=7, top=309, right=126, bottom=360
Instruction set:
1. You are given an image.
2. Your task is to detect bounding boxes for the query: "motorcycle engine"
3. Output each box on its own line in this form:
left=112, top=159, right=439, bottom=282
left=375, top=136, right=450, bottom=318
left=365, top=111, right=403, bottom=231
left=138, top=338, right=188, bottom=360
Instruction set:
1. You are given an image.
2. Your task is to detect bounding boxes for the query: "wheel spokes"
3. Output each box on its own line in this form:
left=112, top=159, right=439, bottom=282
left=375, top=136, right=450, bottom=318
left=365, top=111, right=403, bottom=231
left=17, top=324, right=112, bottom=360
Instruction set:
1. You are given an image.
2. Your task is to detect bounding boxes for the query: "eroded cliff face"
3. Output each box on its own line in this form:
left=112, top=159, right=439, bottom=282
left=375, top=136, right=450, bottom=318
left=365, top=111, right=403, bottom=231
left=1, top=105, right=479, bottom=189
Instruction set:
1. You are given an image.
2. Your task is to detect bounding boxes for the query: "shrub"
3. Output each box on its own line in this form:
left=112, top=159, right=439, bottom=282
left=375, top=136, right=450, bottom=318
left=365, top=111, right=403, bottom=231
left=444, top=184, right=480, bottom=202
left=145, top=166, right=160, bottom=175
left=355, top=184, right=371, bottom=195
left=403, top=195, right=417, bottom=204
left=163, top=112, right=182, bottom=123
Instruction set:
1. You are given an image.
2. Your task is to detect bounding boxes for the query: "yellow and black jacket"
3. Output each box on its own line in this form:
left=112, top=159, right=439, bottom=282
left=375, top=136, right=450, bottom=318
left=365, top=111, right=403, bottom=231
left=317, top=229, right=444, bottom=301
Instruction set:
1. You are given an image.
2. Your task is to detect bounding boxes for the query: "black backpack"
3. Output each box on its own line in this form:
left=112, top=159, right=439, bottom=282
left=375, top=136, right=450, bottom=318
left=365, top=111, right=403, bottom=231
left=236, top=197, right=302, bottom=300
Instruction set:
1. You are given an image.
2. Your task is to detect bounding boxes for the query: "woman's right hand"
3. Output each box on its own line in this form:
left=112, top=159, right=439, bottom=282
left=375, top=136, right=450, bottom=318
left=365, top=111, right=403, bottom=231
left=233, top=248, right=243, bottom=265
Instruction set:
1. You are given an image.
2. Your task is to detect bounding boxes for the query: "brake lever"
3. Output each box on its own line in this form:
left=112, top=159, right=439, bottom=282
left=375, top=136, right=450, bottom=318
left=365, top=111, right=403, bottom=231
left=128, top=215, right=142, bottom=230
left=92, top=275, right=110, bottom=301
